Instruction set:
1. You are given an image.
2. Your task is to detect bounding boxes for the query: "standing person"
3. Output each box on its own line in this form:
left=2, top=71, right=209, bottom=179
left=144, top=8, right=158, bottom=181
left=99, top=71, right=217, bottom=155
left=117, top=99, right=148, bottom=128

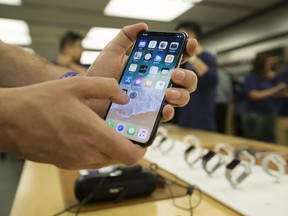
left=173, top=21, right=218, bottom=131
left=275, top=67, right=288, bottom=145
left=57, top=31, right=88, bottom=73
left=215, top=69, right=233, bottom=133
left=0, top=23, right=198, bottom=169
left=240, top=53, right=287, bottom=142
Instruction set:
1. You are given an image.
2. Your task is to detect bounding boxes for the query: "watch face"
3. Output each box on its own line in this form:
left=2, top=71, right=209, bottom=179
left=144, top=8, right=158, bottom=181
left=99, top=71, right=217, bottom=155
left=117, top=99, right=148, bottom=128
left=226, top=159, right=241, bottom=170
left=202, top=151, right=216, bottom=161
left=185, top=145, right=195, bottom=154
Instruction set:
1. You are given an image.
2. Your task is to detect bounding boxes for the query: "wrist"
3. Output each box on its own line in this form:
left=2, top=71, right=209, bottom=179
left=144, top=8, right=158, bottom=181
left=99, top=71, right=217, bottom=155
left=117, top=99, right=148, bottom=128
left=0, top=88, right=15, bottom=152
left=190, top=55, right=198, bottom=64
left=59, top=71, right=80, bottom=79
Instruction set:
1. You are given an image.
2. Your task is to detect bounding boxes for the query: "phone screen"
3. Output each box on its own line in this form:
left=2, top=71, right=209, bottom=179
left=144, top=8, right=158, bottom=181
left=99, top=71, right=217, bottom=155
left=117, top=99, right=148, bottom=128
left=105, top=31, right=187, bottom=147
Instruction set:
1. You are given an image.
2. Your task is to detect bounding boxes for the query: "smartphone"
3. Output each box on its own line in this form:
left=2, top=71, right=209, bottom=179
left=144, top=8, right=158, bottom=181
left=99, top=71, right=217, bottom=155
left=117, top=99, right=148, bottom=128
left=104, top=31, right=188, bottom=147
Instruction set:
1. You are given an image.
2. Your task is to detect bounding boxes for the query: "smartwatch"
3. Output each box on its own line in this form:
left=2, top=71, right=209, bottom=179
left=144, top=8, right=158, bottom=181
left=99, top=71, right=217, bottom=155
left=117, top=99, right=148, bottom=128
left=262, top=154, right=287, bottom=182
left=183, top=135, right=203, bottom=167
left=214, top=143, right=234, bottom=163
left=202, top=151, right=223, bottom=175
left=225, top=149, right=255, bottom=188
left=202, top=143, right=234, bottom=175
left=153, top=127, right=174, bottom=154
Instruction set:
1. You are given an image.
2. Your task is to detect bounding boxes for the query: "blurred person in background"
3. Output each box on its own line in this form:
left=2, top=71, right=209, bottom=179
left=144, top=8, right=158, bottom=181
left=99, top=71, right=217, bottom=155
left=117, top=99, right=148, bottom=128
left=215, top=69, right=233, bottom=134
left=240, top=53, right=287, bottom=143
left=275, top=65, right=288, bottom=145
left=173, top=21, right=218, bottom=131
left=56, top=31, right=88, bottom=73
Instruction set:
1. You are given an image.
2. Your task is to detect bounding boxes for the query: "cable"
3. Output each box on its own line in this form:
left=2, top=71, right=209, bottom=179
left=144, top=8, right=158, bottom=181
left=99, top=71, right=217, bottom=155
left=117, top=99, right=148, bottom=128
left=74, top=174, right=110, bottom=216
left=51, top=203, right=80, bottom=216
left=52, top=173, right=110, bottom=216
left=166, top=179, right=202, bottom=216
left=149, top=163, right=202, bottom=215
left=53, top=163, right=202, bottom=216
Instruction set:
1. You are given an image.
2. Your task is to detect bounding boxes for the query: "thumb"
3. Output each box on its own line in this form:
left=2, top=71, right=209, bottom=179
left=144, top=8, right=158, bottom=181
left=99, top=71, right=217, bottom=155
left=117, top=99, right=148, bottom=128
left=104, top=23, right=148, bottom=55
left=68, top=76, right=129, bottom=104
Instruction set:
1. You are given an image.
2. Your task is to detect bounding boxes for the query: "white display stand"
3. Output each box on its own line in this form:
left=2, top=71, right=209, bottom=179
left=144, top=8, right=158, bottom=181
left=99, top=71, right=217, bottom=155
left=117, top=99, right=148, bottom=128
left=145, top=139, right=288, bottom=216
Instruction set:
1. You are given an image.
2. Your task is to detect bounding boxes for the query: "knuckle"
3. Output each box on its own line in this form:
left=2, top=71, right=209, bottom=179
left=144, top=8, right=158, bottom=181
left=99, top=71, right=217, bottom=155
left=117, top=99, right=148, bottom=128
left=67, top=76, right=88, bottom=90
left=124, top=156, right=140, bottom=166
left=188, top=73, right=198, bottom=93
left=105, top=78, right=118, bottom=90
left=124, top=148, right=146, bottom=165
left=182, top=92, right=190, bottom=107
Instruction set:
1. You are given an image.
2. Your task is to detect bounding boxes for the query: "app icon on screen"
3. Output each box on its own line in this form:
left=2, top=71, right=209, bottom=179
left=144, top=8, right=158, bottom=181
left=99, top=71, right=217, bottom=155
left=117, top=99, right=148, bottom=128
left=149, top=66, right=158, bottom=75
left=165, top=55, right=174, bottom=63
left=154, top=53, right=163, bottom=62
left=144, top=52, right=152, bottom=61
left=138, top=40, right=147, bottom=48
left=124, top=75, right=133, bottom=84
left=139, top=65, right=148, bottom=73
left=145, top=80, right=153, bottom=88
left=133, top=52, right=142, bottom=60
left=161, top=68, right=169, bottom=75
left=127, top=126, right=136, bottom=136
left=133, top=78, right=142, bottom=87
left=158, top=41, right=168, bottom=49
left=116, top=123, right=125, bottom=133
left=108, top=120, right=115, bottom=128
left=138, top=129, right=148, bottom=139
left=169, top=42, right=179, bottom=50
left=148, top=40, right=157, bottom=48
left=155, top=81, right=165, bottom=90
left=129, top=63, right=138, bottom=72
left=129, top=90, right=138, bottom=99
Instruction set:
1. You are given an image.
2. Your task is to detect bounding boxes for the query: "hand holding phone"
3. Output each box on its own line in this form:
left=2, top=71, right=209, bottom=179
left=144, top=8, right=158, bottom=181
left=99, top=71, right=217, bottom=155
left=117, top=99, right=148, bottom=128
left=105, top=31, right=188, bottom=147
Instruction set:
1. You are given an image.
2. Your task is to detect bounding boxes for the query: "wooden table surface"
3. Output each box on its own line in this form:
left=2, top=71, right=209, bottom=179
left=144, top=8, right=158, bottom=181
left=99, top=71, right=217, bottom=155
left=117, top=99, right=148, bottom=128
left=10, top=124, right=288, bottom=216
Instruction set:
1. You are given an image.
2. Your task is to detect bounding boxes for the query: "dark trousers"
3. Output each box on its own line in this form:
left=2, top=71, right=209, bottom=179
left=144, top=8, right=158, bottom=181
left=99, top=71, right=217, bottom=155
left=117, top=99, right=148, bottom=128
left=215, top=103, right=228, bottom=134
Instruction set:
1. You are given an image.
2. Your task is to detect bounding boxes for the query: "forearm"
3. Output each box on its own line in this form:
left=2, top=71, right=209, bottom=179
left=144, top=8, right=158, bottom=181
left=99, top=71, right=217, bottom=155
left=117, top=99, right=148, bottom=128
left=67, top=62, right=88, bottom=74
left=279, top=89, right=288, bottom=98
left=249, top=85, right=285, bottom=101
left=0, top=41, right=70, bottom=87
left=189, top=56, right=208, bottom=76
left=0, top=88, right=15, bottom=152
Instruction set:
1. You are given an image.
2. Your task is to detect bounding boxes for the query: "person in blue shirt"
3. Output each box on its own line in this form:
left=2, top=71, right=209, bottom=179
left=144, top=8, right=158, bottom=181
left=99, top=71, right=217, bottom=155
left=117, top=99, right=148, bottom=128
left=56, top=31, right=88, bottom=73
left=275, top=67, right=288, bottom=145
left=241, top=53, right=287, bottom=142
left=275, top=67, right=288, bottom=116
left=173, top=21, right=218, bottom=131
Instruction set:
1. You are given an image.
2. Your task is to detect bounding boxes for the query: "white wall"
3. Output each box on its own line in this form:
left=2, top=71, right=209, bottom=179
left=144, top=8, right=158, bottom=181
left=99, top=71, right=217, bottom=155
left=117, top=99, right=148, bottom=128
left=202, top=3, right=288, bottom=64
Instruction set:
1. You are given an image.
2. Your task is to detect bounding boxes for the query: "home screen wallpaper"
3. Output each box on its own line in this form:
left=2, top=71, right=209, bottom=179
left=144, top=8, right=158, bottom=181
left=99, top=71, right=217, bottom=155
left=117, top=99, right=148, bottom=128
left=105, top=31, right=186, bottom=144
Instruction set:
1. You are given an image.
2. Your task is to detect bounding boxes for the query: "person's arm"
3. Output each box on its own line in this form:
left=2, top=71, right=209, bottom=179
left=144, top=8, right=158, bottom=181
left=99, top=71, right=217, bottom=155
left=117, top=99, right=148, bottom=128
left=188, top=45, right=210, bottom=77
left=57, top=53, right=88, bottom=73
left=280, top=89, right=288, bottom=98
left=0, top=41, right=71, bottom=87
left=248, top=82, right=287, bottom=101
left=189, top=55, right=208, bottom=76
left=0, top=76, right=147, bottom=169
left=0, top=23, right=198, bottom=169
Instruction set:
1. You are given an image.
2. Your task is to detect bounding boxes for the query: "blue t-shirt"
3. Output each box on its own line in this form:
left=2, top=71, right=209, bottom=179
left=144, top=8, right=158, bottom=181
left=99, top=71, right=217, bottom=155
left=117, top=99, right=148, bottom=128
left=174, top=51, right=218, bottom=131
left=242, top=72, right=277, bottom=114
left=275, top=68, right=288, bottom=116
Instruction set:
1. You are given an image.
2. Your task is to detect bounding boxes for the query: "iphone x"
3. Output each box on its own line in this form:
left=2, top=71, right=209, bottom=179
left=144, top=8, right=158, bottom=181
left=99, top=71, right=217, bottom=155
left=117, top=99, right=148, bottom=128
left=104, top=31, right=188, bottom=147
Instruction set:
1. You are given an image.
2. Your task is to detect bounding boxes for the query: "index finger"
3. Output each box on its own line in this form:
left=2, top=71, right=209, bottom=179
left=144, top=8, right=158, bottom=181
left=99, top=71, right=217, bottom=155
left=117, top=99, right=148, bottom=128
left=182, top=38, right=198, bottom=63
left=98, top=121, right=147, bottom=165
